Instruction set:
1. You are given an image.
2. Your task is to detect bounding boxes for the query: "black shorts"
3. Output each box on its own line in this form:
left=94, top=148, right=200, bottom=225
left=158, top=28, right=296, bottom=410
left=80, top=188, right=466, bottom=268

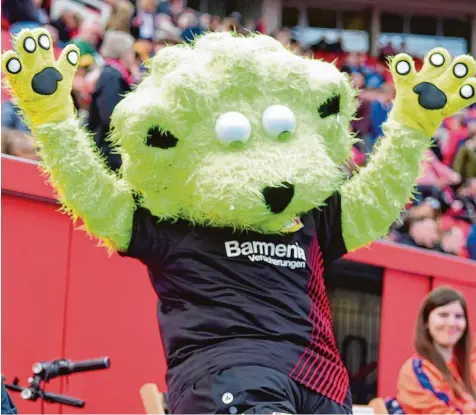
left=170, top=365, right=353, bottom=414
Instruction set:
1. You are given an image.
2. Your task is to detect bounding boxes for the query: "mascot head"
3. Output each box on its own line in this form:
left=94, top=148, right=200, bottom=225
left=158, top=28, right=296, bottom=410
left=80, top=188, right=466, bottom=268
left=111, top=32, right=358, bottom=233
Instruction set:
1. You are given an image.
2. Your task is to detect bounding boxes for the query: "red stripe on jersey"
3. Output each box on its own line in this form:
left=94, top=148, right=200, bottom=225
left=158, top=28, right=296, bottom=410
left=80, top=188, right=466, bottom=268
left=290, top=232, right=348, bottom=404
left=289, top=236, right=319, bottom=379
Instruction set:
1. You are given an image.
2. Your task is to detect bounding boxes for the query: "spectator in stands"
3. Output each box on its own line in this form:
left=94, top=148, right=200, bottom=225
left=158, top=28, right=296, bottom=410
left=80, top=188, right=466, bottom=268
left=396, top=287, right=476, bottom=414
left=431, top=128, right=448, bottom=162
left=467, top=225, right=476, bottom=260
left=208, top=15, right=222, bottom=32
left=394, top=216, right=440, bottom=251
left=274, top=28, right=292, bottom=47
left=454, top=179, right=476, bottom=225
left=168, top=0, right=186, bottom=23
left=243, top=18, right=255, bottom=33
left=178, top=10, right=203, bottom=43
left=341, top=53, right=361, bottom=74
left=443, top=115, right=469, bottom=166
left=154, top=13, right=182, bottom=43
left=1, top=100, right=30, bottom=133
left=327, top=37, right=343, bottom=53
left=453, top=130, right=476, bottom=182
left=1, top=101, right=38, bottom=160
left=87, top=30, right=137, bottom=171
left=1, top=382, right=17, bottom=414
left=70, top=19, right=104, bottom=63
left=104, top=0, right=135, bottom=33
left=1, top=128, right=39, bottom=161
left=349, top=72, right=371, bottom=149
left=2, top=0, right=46, bottom=29
left=364, top=62, right=386, bottom=89
left=309, top=37, right=328, bottom=53
left=72, top=54, right=102, bottom=112
left=368, top=83, right=394, bottom=151
left=133, top=0, right=157, bottom=40
left=439, top=227, right=470, bottom=258
left=379, top=41, right=396, bottom=61
left=416, top=149, right=461, bottom=205
left=289, top=39, right=303, bottom=55
left=50, top=11, right=81, bottom=46
left=153, top=37, right=180, bottom=54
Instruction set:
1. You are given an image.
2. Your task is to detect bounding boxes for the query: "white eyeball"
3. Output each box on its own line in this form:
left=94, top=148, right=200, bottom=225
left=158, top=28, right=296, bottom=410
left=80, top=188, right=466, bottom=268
left=262, top=105, right=296, bottom=140
left=215, top=112, right=251, bottom=146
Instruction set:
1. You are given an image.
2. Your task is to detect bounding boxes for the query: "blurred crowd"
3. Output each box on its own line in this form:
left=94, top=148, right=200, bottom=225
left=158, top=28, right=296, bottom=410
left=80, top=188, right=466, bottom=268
left=1, top=0, right=475, bottom=260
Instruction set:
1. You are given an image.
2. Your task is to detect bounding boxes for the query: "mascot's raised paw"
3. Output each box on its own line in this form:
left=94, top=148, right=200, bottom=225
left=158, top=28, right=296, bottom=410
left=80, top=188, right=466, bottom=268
left=2, top=28, right=79, bottom=126
left=389, top=47, right=476, bottom=137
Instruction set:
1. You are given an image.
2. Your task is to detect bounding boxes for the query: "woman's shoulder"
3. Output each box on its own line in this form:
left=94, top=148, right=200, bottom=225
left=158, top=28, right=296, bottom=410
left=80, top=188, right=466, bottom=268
left=399, top=355, right=445, bottom=382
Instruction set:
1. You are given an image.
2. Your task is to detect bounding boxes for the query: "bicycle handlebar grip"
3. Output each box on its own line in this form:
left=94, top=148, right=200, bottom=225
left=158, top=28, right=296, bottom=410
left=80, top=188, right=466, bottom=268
left=4, top=383, right=24, bottom=393
left=70, top=357, right=110, bottom=374
left=43, top=391, right=85, bottom=407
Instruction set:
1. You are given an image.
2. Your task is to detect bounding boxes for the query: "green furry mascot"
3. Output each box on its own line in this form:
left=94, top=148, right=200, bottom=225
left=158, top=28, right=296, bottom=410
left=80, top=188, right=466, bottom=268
left=3, top=29, right=475, bottom=414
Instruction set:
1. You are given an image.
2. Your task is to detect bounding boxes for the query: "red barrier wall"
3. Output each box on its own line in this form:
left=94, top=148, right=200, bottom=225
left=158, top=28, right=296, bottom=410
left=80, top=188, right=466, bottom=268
left=2, top=156, right=476, bottom=413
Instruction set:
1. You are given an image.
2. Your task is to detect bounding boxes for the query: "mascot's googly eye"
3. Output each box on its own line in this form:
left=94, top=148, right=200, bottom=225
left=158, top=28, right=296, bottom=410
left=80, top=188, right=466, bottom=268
left=215, top=112, right=251, bottom=147
left=396, top=61, right=411, bottom=75
left=6, top=58, right=21, bottom=74
left=262, top=105, right=296, bottom=140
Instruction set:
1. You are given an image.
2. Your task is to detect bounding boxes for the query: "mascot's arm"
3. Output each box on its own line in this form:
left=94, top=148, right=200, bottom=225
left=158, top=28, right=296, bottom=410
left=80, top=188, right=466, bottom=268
left=340, top=48, right=476, bottom=251
left=2, top=28, right=134, bottom=251
left=340, top=120, right=429, bottom=251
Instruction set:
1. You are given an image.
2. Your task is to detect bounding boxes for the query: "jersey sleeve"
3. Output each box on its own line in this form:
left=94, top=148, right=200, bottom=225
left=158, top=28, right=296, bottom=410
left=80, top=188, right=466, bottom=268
left=314, top=192, right=347, bottom=264
left=396, top=358, right=464, bottom=414
left=118, top=207, right=170, bottom=262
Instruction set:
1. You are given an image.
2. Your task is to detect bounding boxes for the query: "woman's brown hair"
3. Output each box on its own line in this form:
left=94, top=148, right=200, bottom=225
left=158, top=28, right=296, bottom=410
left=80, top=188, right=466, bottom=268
left=414, top=286, right=475, bottom=399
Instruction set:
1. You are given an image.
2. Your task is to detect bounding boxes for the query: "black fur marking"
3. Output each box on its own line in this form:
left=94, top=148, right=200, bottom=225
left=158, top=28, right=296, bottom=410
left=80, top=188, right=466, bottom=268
left=145, top=126, right=179, bottom=149
left=318, top=95, right=340, bottom=118
left=262, top=182, right=295, bottom=214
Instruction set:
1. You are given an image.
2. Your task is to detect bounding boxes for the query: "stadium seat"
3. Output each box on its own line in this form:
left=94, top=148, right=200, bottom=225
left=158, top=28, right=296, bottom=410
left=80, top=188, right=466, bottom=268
left=140, top=383, right=167, bottom=414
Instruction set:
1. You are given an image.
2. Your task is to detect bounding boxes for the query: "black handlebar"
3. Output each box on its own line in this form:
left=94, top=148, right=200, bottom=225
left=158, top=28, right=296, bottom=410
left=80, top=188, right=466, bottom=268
left=35, top=357, right=110, bottom=381
left=42, top=391, right=85, bottom=407
left=5, top=357, right=110, bottom=408
left=69, top=357, right=110, bottom=373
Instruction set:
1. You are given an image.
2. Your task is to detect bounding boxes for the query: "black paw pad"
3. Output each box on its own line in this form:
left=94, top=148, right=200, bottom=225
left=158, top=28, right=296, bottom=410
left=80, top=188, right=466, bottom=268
left=31, top=67, right=63, bottom=95
left=413, top=82, right=447, bottom=110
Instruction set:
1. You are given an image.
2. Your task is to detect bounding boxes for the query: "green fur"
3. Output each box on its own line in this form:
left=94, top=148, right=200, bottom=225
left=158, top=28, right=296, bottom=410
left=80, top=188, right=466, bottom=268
left=340, top=120, right=431, bottom=251
left=35, top=118, right=134, bottom=250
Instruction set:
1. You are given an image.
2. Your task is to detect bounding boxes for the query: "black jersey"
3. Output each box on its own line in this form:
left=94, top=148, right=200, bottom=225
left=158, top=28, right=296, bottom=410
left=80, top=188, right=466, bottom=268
left=120, top=192, right=349, bottom=405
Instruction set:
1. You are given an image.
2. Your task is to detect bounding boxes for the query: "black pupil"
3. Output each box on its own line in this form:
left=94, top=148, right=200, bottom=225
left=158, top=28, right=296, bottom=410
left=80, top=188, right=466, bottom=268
left=318, top=95, right=340, bottom=118
left=145, top=126, right=178, bottom=149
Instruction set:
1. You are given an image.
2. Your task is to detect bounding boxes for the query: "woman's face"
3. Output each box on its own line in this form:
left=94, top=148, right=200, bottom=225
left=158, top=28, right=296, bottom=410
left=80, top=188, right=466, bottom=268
left=428, top=301, right=467, bottom=348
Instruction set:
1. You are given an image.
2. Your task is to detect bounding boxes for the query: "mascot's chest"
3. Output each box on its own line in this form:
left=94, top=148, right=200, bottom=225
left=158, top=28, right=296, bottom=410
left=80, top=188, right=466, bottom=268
left=157, top=211, right=318, bottom=282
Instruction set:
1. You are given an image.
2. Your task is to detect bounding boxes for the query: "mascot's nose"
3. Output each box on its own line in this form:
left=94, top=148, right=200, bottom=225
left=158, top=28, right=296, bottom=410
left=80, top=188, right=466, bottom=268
left=262, top=182, right=295, bottom=214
